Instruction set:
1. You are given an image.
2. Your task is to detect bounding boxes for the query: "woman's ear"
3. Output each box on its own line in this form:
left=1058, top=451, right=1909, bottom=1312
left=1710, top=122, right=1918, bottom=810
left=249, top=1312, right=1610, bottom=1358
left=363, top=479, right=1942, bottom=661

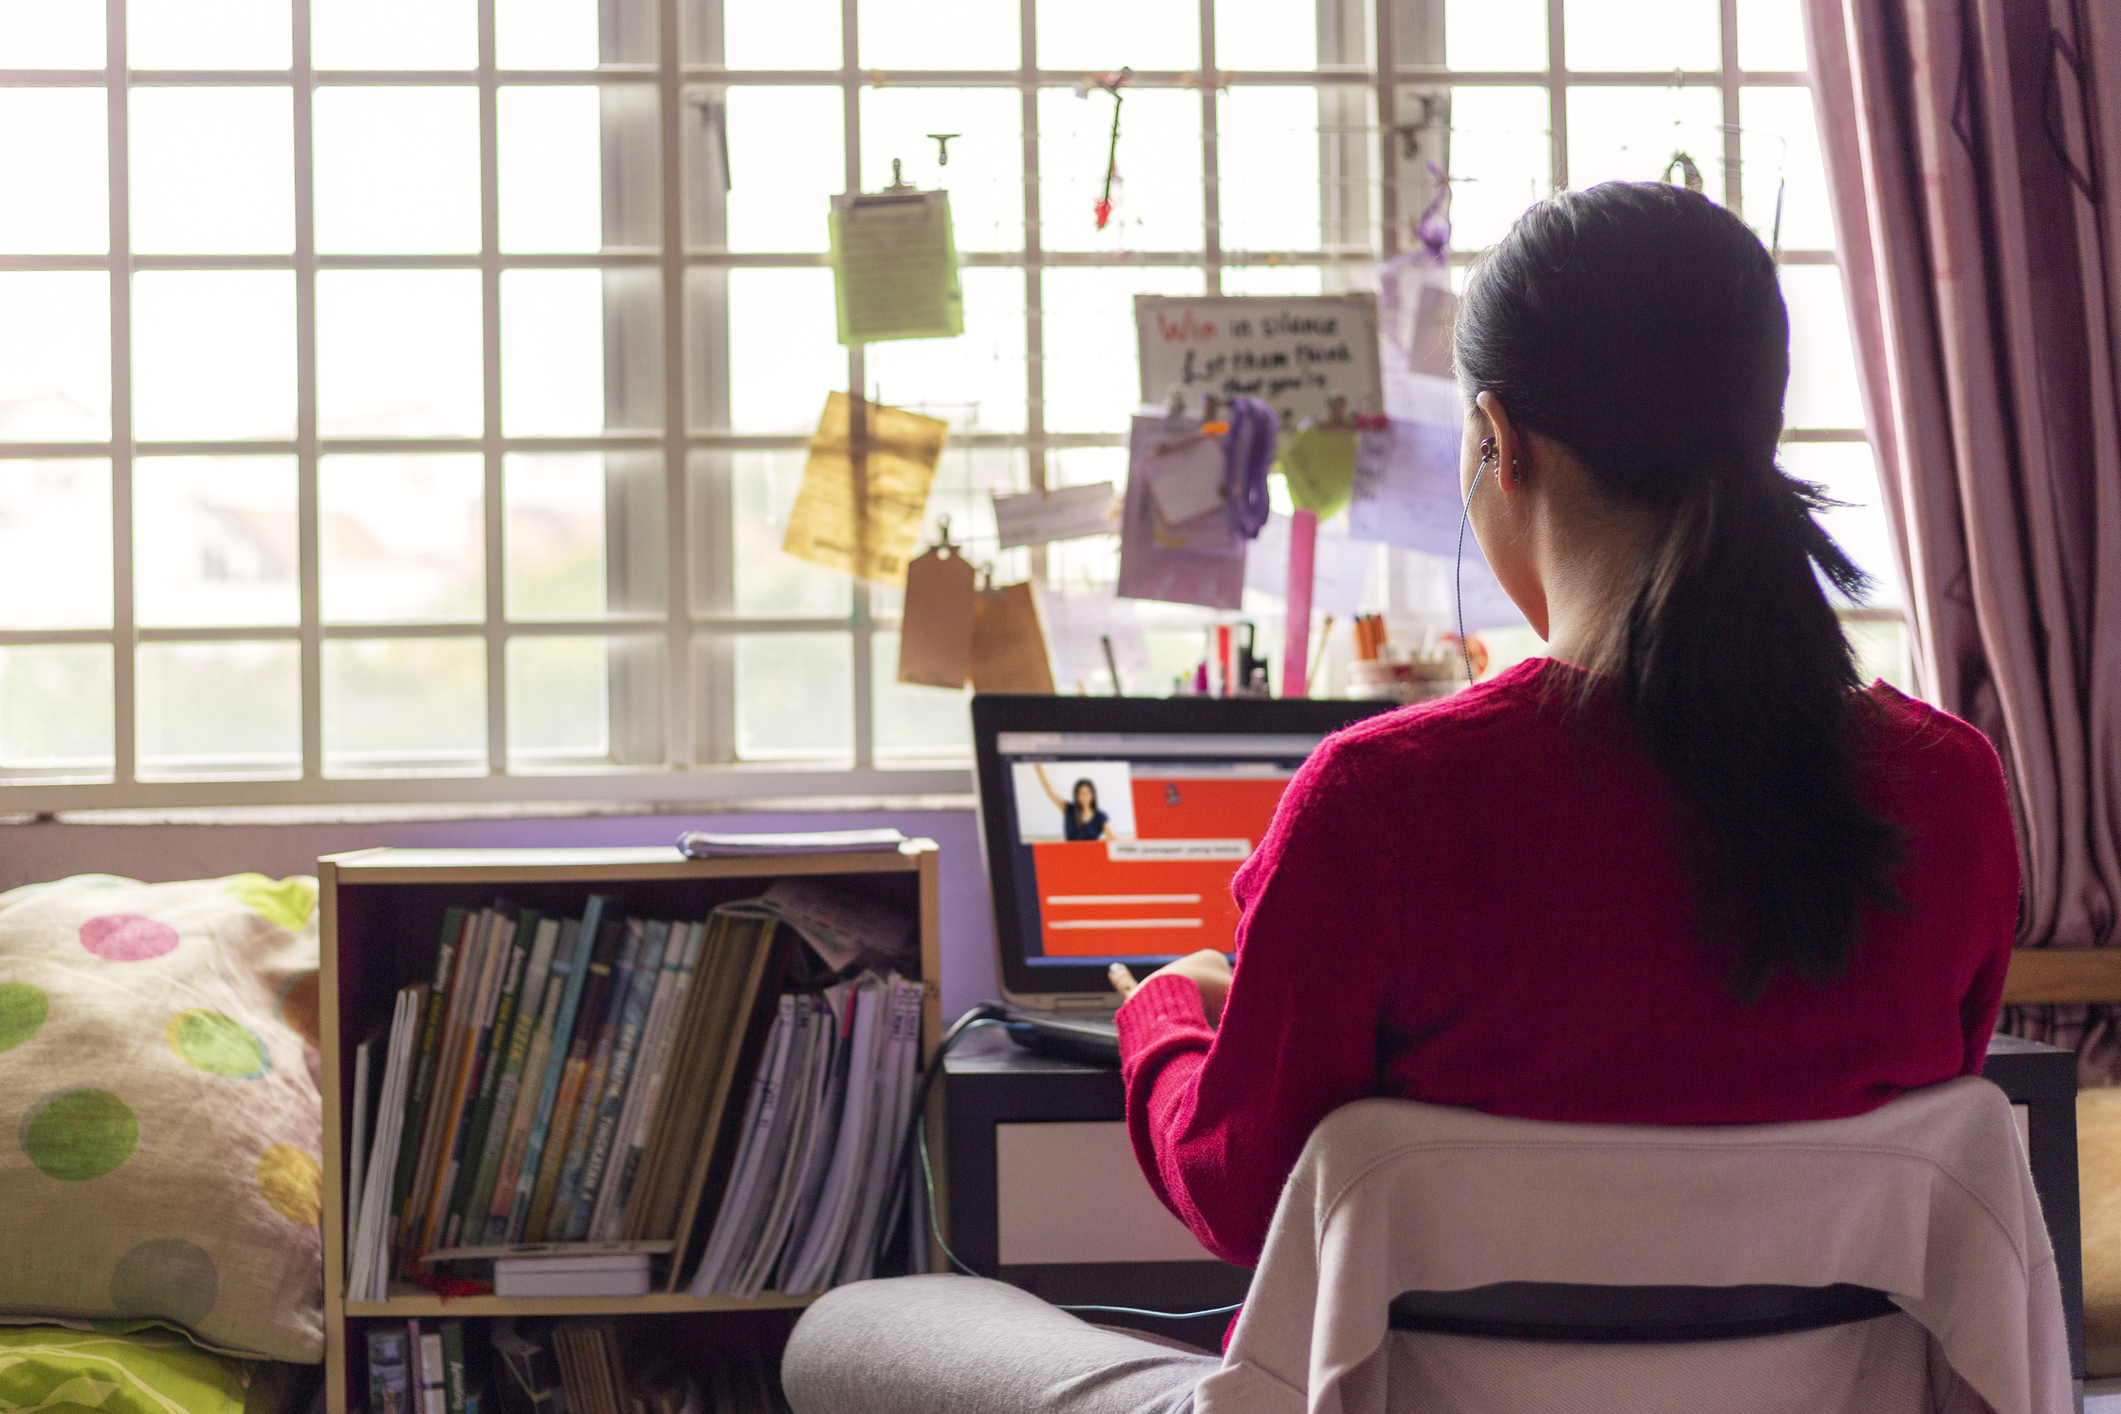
left=1475, top=391, right=1527, bottom=492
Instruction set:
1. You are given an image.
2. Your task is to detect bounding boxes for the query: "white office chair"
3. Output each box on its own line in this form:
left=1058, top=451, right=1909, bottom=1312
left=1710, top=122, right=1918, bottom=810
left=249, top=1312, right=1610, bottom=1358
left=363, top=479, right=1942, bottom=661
left=1196, top=1078, right=2070, bottom=1414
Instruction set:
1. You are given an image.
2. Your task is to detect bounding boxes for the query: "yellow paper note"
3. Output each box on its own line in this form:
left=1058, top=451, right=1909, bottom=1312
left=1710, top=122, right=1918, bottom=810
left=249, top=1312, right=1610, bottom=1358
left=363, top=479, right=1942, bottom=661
left=782, top=392, right=949, bottom=586
left=830, top=190, right=964, bottom=346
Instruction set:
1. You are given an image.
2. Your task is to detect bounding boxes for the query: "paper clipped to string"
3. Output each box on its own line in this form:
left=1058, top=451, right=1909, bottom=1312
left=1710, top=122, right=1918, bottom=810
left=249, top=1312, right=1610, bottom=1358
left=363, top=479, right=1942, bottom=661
left=896, top=541, right=978, bottom=689
left=782, top=392, right=947, bottom=587
left=1135, top=294, right=1384, bottom=428
left=1345, top=419, right=1525, bottom=632
left=992, top=483, right=1118, bottom=549
left=970, top=580, right=1055, bottom=693
left=1116, top=413, right=1245, bottom=611
left=829, top=190, right=964, bottom=346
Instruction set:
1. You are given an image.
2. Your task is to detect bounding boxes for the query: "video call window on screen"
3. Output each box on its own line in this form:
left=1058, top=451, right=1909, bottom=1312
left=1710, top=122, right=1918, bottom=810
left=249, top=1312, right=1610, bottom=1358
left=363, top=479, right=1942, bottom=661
left=996, top=734, right=1322, bottom=968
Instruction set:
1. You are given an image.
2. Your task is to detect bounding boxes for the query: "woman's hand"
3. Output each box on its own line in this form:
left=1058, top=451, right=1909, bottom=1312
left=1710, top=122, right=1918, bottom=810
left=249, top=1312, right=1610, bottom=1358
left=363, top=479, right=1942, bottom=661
left=1109, top=949, right=1234, bottom=1025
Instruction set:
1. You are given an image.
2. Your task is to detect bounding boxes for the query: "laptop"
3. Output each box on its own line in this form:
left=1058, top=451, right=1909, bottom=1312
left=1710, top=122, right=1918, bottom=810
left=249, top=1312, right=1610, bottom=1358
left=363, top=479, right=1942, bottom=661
left=971, top=694, right=1396, bottom=1064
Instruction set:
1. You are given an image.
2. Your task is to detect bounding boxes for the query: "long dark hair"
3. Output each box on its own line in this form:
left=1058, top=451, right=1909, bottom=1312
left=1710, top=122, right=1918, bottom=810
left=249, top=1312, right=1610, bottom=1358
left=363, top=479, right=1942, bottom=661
left=1071, top=779, right=1098, bottom=819
left=1454, top=182, right=1904, bottom=1001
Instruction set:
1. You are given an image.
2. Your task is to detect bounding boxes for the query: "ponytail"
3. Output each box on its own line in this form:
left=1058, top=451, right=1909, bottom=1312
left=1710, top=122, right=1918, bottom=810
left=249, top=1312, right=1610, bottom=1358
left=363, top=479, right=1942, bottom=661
left=1456, top=183, right=1905, bottom=1000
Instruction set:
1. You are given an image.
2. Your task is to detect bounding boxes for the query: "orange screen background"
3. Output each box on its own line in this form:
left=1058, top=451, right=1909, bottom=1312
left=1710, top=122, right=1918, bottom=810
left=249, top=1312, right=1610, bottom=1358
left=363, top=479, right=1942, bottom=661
left=1032, top=773, right=1289, bottom=958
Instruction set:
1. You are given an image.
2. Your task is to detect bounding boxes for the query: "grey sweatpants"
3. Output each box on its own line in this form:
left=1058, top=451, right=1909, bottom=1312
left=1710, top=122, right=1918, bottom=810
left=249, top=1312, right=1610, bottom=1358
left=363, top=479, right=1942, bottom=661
left=782, top=1276, right=1219, bottom=1414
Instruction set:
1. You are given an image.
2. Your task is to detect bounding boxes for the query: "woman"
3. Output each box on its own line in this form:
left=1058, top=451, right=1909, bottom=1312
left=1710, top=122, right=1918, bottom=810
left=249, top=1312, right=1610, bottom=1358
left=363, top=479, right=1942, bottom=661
left=1035, top=766, right=1116, bottom=842
left=783, top=183, right=2019, bottom=1414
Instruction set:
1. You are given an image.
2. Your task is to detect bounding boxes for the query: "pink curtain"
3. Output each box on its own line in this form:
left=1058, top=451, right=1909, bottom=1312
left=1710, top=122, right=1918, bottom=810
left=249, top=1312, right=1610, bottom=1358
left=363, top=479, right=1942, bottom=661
left=1804, top=0, right=2121, bottom=1074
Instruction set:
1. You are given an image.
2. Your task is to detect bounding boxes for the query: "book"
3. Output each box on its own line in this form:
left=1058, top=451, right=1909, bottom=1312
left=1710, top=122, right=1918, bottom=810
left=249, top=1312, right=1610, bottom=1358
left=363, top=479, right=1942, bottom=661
left=777, top=974, right=886, bottom=1294
left=839, top=979, right=924, bottom=1283
left=775, top=982, right=854, bottom=1293
left=729, top=996, right=834, bottom=1296
left=503, top=896, right=608, bottom=1243
left=523, top=918, right=624, bottom=1240
left=440, top=1320, right=468, bottom=1414
left=366, top=1324, right=411, bottom=1414
left=350, top=984, right=424, bottom=1301
left=485, top=917, right=580, bottom=1245
left=494, top=1253, right=651, bottom=1298
left=411, top=1321, right=446, bottom=1414
left=453, top=908, right=554, bottom=1245
left=346, top=1016, right=389, bottom=1260
left=561, top=918, right=674, bottom=1241
left=591, top=920, right=700, bottom=1240
left=547, top=919, right=652, bottom=1241
left=691, top=996, right=798, bottom=1294
left=427, top=909, right=520, bottom=1255
left=403, top=909, right=498, bottom=1271
left=389, top=909, right=466, bottom=1254
left=674, top=828, right=906, bottom=858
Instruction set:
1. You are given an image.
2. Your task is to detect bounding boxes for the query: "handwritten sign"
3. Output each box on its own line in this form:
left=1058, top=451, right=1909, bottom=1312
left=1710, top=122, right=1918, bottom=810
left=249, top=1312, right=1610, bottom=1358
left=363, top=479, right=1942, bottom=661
left=1135, top=294, right=1383, bottom=427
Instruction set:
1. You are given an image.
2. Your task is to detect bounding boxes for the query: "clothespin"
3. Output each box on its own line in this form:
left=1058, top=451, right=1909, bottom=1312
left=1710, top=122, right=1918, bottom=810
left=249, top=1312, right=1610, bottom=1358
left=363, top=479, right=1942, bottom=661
left=1326, top=394, right=1349, bottom=429
left=928, top=133, right=959, bottom=167
left=1200, top=393, right=1227, bottom=435
left=886, top=158, right=916, bottom=191
left=931, top=513, right=961, bottom=555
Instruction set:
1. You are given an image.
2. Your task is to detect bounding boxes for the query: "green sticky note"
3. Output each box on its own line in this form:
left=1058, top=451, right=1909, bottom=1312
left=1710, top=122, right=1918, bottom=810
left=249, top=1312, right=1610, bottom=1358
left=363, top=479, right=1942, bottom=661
left=1277, top=425, right=1359, bottom=517
left=829, top=189, right=965, bottom=346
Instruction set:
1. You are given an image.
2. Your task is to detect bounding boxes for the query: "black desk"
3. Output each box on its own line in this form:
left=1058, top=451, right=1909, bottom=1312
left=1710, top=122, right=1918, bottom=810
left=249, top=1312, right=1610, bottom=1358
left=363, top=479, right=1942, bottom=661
left=945, top=1029, right=2083, bottom=1373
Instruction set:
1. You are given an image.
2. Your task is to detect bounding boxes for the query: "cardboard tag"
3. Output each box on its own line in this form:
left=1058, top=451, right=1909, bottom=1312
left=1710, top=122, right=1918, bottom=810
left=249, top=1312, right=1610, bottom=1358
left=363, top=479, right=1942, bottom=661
left=1143, top=437, right=1228, bottom=526
left=970, top=582, right=1056, bottom=694
left=895, top=544, right=978, bottom=688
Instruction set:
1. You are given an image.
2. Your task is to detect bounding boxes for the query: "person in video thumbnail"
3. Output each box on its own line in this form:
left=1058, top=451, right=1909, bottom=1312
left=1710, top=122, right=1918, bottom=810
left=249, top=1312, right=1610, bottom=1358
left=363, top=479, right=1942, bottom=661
left=1035, top=765, right=1113, bottom=841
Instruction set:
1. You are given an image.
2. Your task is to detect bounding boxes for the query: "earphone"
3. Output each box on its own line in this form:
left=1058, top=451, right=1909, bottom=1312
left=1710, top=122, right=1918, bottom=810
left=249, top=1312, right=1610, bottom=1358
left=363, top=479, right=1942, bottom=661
left=1454, top=437, right=1514, bottom=685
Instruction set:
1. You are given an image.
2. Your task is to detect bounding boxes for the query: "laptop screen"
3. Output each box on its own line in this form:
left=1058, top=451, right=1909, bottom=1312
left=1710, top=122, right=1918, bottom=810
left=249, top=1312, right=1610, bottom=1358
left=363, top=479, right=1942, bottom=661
left=973, top=696, right=1394, bottom=1001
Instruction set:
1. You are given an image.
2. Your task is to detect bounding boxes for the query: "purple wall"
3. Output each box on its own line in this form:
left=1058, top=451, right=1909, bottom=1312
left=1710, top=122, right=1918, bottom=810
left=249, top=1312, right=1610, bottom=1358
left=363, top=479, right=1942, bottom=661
left=0, top=807, right=1004, bottom=1019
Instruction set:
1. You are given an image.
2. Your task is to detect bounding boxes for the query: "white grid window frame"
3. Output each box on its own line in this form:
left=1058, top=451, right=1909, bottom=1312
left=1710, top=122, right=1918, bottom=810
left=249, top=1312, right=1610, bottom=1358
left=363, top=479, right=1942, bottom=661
left=0, top=0, right=1883, bottom=811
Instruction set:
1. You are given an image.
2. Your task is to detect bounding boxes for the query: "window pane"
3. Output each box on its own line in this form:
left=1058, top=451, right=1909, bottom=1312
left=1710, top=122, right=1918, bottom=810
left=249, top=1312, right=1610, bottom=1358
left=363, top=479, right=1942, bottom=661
left=133, top=271, right=294, bottom=440
left=722, top=87, right=843, bottom=254
left=859, top=89, right=1021, bottom=252
left=1040, top=266, right=1206, bottom=432
left=872, top=631, right=971, bottom=759
left=129, top=0, right=289, bottom=69
left=1445, top=0, right=1546, bottom=71
left=1778, top=440, right=1901, bottom=608
left=1037, top=0, right=1195, bottom=70
left=0, top=90, right=106, bottom=254
left=311, top=0, right=475, bottom=69
left=1218, top=88, right=1320, bottom=254
left=720, top=451, right=853, bottom=618
left=314, top=88, right=480, bottom=253
left=0, top=644, right=112, bottom=779
left=1565, top=86, right=1726, bottom=199
left=0, top=460, right=110, bottom=629
left=1737, top=0, right=1807, bottom=71
left=1564, top=0, right=1718, bottom=72
left=1845, top=616, right=1912, bottom=694
left=865, top=267, right=1026, bottom=433
left=498, top=0, right=652, bottom=68
left=322, top=637, right=486, bottom=776
left=500, top=86, right=659, bottom=253
left=715, top=267, right=844, bottom=434
left=318, top=270, right=483, bottom=438
left=130, top=89, right=292, bottom=254
left=134, top=456, right=298, bottom=627
left=136, top=641, right=299, bottom=780
left=716, top=0, right=837, bottom=65
left=320, top=454, right=483, bottom=623
left=1447, top=87, right=1550, bottom=251
left=860, top=0, right=1015, bottom=70
left=1214, top=0, right=1316, bottom=71
left=0, top=272, right=109, bottom=441
left=1779, top=264, right=1864, bottom=428
left=1740, top=86, right=1832, bottom=250
left=0, top=2, right=102, bottom=66
left=1039, top=88, right=1202, bottom=253
left=506, top=452, right=666, bottom=618
left=1219, top=265, right=1324, bottom=294
left=733, top=633, right=851, bottom=760
left=508, top=635, right=663, bottom=767
left=502, top=268, right=663, bottom=435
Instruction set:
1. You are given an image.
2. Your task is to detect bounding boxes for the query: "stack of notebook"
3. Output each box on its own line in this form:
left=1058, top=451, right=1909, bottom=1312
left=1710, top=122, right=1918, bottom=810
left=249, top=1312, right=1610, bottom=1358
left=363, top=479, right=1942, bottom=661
left=345, top=896, right=785, bottom=1299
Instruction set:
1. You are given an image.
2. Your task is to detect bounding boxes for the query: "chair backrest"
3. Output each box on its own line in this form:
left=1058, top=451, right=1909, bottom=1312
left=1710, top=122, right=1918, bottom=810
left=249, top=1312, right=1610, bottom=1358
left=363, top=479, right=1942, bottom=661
left=1386, top=1281, right=1899, bottom=1344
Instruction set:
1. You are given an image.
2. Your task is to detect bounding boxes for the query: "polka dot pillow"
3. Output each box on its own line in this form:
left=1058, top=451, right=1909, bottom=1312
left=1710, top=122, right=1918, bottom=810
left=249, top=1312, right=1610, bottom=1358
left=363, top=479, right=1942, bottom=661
left=0, top=874, right=324, bottom=1363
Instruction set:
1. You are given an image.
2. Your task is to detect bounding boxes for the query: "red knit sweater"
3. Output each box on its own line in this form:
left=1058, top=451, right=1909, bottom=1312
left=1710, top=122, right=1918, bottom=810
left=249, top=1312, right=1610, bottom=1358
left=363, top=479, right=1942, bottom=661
left=1115, top=658, right=2021, bottom=1270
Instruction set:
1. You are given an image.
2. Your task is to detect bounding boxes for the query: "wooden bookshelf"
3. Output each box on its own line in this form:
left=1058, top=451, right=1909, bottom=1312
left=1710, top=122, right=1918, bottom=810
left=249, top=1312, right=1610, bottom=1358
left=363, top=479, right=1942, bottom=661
left=317, top=843, right=944, bottom=1414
